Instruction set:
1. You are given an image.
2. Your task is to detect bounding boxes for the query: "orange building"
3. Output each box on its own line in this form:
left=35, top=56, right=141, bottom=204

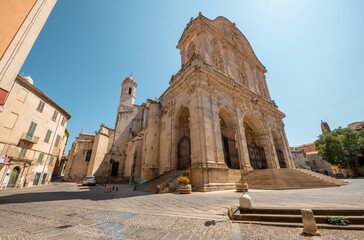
left=0, top=0, right=57, bottom=108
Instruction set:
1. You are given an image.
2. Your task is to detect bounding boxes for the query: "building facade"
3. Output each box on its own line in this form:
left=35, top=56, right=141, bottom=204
left=64, top=14, right=294, bottom=191
left=290, top=147, right=310, bottom=169
left=0, top=75, right=70, bottom=188
left=0, top=0, right=57, bottom=109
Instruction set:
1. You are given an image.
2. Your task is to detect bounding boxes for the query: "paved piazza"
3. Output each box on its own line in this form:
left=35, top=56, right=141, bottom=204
left=0, top=180, right=363, bottom=239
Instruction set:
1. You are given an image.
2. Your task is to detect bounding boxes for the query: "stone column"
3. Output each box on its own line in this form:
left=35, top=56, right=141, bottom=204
left=257, top=128, right=279, bottom=169
left=280, top=126, right=294, bottom=169
left=236, top=110, right=253, bottom=171
left=267, top=130, right=280, bottom=169
left=210, top=96, right=225, bottom=167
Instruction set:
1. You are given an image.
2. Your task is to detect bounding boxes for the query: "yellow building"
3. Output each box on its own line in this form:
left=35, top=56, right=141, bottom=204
left=0, top=75, right=70, bottom=188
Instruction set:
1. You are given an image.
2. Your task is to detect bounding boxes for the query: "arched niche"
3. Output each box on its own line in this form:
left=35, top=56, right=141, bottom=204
left=243, top=113, right=268, bottom=169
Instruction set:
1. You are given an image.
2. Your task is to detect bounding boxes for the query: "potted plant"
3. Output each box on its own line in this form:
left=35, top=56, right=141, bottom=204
left=178, top=176, right=191, bottom=194
left=236, top=181, right=248, bottom=192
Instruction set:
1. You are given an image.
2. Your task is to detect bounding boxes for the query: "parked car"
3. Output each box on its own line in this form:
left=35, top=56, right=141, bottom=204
left=82, top=176, right=96, bottom=186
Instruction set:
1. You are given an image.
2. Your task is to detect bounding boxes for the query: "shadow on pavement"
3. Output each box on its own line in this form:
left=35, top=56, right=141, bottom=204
left=0, top=184, right=153, bottom=205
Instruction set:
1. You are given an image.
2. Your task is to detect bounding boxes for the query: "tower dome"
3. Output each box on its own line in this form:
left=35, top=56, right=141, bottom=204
left=23, top=75, right=33, bottom=85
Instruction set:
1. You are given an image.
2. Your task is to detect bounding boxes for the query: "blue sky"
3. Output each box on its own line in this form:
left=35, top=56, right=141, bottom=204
left=20, top=0, right=364, bottom=152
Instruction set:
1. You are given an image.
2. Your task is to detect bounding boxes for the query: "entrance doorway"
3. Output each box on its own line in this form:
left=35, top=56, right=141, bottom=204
left=176, top=107, right=191, bottom=170
left=247, top=143, right=268, bottom=169
left=177, top=136, right=191, bottom=170
left=7, top=167, right=20, bottom=188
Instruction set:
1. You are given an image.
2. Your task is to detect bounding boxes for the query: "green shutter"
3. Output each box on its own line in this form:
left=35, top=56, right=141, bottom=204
left=38, top=153, right=44, bottom=163
left=19, top=148, right=27, bottom=158
left=54, top=135, right=61, bottom=147
left=26, top=122, right=37, bottom=140
left=49, top=156, right=54, bottom=165
left=44, top=130, right=52, bottom=143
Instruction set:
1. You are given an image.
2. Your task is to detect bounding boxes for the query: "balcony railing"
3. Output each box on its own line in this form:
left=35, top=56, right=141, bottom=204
left=20, top=133, right=39, bottom=144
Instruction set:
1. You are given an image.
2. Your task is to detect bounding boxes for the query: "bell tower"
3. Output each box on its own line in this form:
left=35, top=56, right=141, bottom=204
left=120, top=75, right=137, bottom=105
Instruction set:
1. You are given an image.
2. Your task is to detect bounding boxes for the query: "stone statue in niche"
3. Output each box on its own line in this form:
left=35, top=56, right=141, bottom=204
left=212, top=53, right=224, bottom=73
left=240, top=72, right=248, bottom=87
left=186, top=42, right=196, bottom=62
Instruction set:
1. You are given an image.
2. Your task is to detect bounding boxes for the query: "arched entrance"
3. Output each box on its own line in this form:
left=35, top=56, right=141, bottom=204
left=243, top=114, right=268, bottom=170
left=176, top=107, right=191, bottom=170
left=7, top=167, right=20, bottom=188
left=219, top=107, right=239, bottom=169
left=271, top=127, right=287, bottom=168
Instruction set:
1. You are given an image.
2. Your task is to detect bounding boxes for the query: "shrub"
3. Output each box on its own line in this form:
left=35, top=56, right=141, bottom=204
left=177, top=176, right=190, bottom=185
left=325, top=216, right=349, bottom=226
left=295, top=165, right=301, bottom=169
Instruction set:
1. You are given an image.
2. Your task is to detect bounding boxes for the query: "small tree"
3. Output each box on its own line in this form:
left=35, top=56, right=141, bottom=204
left=315, top=127, right=364, bottom=176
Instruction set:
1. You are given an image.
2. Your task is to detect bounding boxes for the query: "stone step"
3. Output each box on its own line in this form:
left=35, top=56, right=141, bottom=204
left=240, top=207, right=364, bottom=216
left=234, top=213, right=364, bottom=224
left=234, top=169, right=347, bottom=190
left=234, top=221, right=364, bottom=230
left=230, top=207, right=364, bottom=225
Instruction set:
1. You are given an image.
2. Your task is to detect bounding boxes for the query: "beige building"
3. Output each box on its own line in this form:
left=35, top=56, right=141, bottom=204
left=0, top=0, right=57, bottom=109
left=0, top=75, right=70, bottom=188
left=64, top=14, right=294, bottom=191
left=290, top=147, right=310, bottom=169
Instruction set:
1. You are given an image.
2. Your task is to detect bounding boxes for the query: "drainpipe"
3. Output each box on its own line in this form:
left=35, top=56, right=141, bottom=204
left=40, top=113, right=61, bottom=184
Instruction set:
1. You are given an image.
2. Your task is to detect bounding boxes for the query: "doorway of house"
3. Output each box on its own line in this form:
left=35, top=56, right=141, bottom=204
left=7, top=167, right=20, bottom=188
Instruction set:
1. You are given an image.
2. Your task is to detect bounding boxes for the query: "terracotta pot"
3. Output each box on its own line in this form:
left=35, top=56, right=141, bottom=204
left=236, top=183, right=248, bottom=192
left=179, top=184, right=192, bottom=194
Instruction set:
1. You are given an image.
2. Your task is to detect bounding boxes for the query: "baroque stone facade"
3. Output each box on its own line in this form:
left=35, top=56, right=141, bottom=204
left=64, top=14, right=294, bottom=191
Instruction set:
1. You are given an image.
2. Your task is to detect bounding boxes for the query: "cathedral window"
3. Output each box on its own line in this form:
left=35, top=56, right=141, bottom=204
left=85, top=150, right=92, bottom=162
left=128, top=88, right=132, bottom=95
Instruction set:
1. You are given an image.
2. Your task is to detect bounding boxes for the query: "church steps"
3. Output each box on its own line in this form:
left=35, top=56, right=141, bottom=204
left=230, top=168, right=347, bottom=190
left=138, top=169, right=188, bottom=193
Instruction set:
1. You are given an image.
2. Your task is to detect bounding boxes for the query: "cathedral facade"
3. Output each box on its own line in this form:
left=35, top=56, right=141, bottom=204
left=64, top=14, right=294, bottom=191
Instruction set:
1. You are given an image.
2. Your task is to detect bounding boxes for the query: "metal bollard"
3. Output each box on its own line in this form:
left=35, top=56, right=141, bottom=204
left=113, top=186, right=114, bottom=190
left=116, top=187, right=118, bottom=191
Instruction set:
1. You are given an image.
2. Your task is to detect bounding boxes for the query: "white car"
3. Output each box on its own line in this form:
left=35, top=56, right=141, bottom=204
left=82, top=176, right=96, bottom=186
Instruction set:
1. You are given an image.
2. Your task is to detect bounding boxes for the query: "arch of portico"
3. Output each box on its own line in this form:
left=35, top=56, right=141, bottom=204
left=241, top=113, right=279, bottom=170
left=219, top=106, right=239, bottom=169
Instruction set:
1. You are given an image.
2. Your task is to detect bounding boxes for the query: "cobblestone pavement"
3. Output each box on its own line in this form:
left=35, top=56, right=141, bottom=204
left=0, top=179, right=363, bottom=239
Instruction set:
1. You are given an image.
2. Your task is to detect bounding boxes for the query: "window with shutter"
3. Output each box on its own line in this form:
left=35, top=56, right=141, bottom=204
left=49, top=157, right=54, bottom=165
left=19, top=148, right=27, bottom=158
left=61, top=117, right=66, bottom=126
left=44, top=130, right=52, bottom=143
left=52, top=111, right=58, bottom=121
left=54, top=135, right=61, bottom=147
left=26, top=122, right=37, bottom=140
left=38, top=153, right=44, bottom=163
left=37, top=101, right=45, bottom=112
